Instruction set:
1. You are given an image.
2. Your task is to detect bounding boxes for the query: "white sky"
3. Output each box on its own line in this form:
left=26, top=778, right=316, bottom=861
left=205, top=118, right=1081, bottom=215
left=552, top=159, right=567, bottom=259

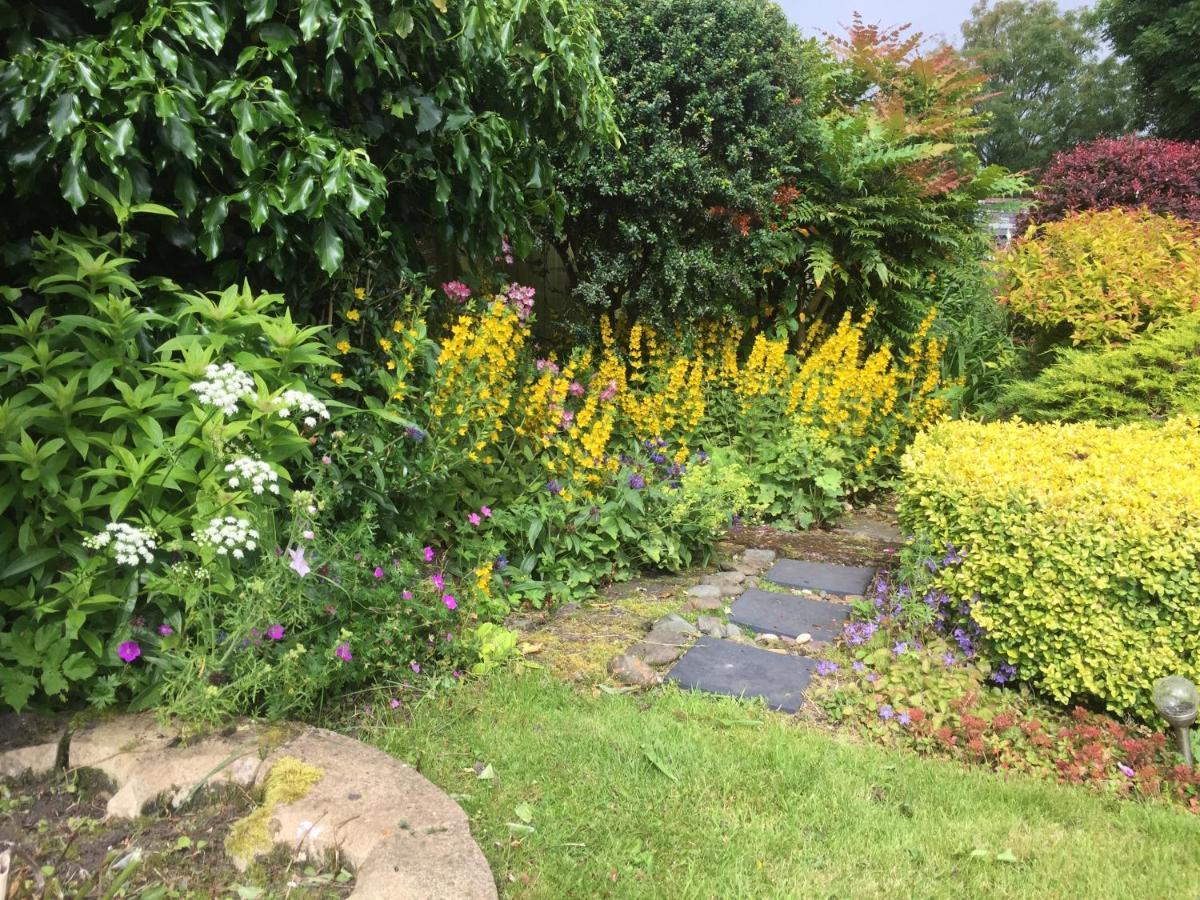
left=777, top=0, right=1095, bottom=46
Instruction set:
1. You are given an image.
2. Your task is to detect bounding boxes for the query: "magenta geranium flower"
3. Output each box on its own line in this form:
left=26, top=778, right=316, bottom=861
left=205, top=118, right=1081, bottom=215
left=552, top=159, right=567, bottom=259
left=117, top=641, right=141, bottom=663
left=374, top=565, right=385, bottom=579
left=389, top=698, right=401, bottom=709
left=335, top=642, right=353, bottom=662
left=468, top=513, right=481, bottom=526
left=423, top=546, right=434, bottom=562
left=443, top=594, right=457, bottom=610
left=402, top=590, right=413, bottom=600
left=480, top=506, right=492, bottom=518
left=158, top=624, right=173, bottom=637
left=432, top=572, right=444, bottom=591
left=266, top=624, right=285, bottom=640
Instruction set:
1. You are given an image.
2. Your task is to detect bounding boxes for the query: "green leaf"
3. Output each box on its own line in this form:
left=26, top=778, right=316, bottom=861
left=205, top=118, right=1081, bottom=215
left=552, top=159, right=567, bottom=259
left=315, top=220, right=343, bottom=274
left=60, top=159, right=87, bottom=211
left=164, top=117, right=198, bottom=161
left=1, top=547, right=59, bottom=580
left=415, top=96, right=443, bottom=133
left=299, top=0, right=332, bottom=41
left=246, top=0, right=276, bottom=26
left=108, top=118, right=135, bottom=158
left=48, top=93, right=81, bottom=140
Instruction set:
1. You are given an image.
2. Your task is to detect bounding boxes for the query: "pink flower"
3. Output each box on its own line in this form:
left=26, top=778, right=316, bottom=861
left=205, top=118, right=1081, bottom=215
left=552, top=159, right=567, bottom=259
left=410, top=661, right=421, bottom=673
left=288, top=547, right=310, bottom=578
left=158, top=624, right=173, bottom=637
left=452, top=670, right=462, bottom=679
left=266, top=624, right=285, bottom=640
left=443, top=594, right=457, bottom=610
left=432, top=572, right=444, bottom=591
left=441, top=280, right=472, bottom=303
left=389, top=698, right=401, bottom=709
left=302, top=529, right=315, bottom=540
left=599, top=379, right=618, bottom=402
left=374, top=566, right=385, bottom=579
left=468, top=513, right=481, bottom=526
left=322, top=455, right=332, bottom=465
left=117, top=641, right=141, bottom=663
left=568, top=381, right=584, bottom=397
left=504, top=283, right=535, bottom=320
left=335, top=643, right=353, bottom=662
left=423, top=546, right=434, bottom=562
left=481, top=506, right=492, bottom=518
left=402, top=590, right=413, bottom=600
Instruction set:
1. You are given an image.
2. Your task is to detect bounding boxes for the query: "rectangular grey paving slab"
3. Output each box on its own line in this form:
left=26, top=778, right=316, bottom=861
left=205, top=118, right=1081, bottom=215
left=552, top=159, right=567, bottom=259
left=729, top=588, right=852, bottom=641
left=666, top=637, right=818, bottom=713
left=765, top=558, right=876, bottom=595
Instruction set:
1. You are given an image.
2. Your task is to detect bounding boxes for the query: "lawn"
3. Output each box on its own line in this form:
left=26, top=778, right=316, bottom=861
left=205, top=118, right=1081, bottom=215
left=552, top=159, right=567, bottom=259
left=366, top=670, right=1200, bottom=898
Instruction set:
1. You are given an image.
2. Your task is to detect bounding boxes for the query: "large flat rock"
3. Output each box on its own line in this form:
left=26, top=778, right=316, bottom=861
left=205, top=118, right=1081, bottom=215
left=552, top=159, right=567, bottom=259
left=729, top=588, right=852, bottom=641
left=667, top=637, right=817, bottom=713
left=765, top=559, right=876, bottom=595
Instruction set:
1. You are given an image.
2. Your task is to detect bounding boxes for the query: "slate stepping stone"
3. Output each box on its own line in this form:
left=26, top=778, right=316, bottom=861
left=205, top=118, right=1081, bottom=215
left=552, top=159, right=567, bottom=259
left=729, top=588, right=852, bottom=641
left=667, top=637, right=817, bottom=713
left=765, top=559, right=876, bottom=596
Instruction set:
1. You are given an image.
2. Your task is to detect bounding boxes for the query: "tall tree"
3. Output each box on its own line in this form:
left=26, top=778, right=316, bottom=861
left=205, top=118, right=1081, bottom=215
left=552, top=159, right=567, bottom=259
left=962, top=0, right=1140, bottom=172
left=1101, top=0, right=1200, bottom=139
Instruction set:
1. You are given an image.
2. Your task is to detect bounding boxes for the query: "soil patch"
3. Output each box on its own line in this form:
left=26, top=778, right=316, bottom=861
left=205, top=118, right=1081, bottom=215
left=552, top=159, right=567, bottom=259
left=0, top=767, right=353, bottom=898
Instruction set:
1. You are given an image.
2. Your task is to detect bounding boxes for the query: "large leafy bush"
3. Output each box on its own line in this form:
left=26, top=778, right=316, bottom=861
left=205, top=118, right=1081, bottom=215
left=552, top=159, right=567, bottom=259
left=997, top=208, right=1200, bottom=346
left=1023, top=136, right=1200, bottom=226
left=989, top=314, right=1200, bottom=422
left=552, top=0, right=827, bottom=322
left=0, top=0, right=617, bottom=304
left=0, top=229, right=333, bottom=710
left=899, top=418, right=1200, bottom=720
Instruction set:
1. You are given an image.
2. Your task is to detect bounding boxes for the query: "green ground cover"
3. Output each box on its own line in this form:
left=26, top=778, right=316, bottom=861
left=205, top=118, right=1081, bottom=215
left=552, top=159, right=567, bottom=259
left=367, top=670, right=1200, bottom=899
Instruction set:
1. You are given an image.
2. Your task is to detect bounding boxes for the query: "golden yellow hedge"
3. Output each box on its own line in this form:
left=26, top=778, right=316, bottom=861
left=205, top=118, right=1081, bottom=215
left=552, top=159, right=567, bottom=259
left=899, top=418, right=1200, bottom=719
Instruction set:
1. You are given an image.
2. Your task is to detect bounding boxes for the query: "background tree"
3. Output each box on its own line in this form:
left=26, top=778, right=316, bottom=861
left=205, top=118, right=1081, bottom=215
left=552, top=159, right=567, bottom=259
left=0, top=0, right=617, bottom=309
left=1101, top=0, right=1200, bottom=139
left=552, top=0, right=829, bottom=323
left=962, top=0, right=1140, bottom=172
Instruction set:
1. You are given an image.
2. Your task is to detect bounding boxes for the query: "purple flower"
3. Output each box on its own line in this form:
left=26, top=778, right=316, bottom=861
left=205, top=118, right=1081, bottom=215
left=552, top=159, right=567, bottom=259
left=852, top=661, right=866, bottom=672
left=374, top=565, right=385, bottom=579
left=410, top=661, right=421, bottom=674
left=866, top=673, right=878, bottom=683
left=1118, top=763, right=1136, bottom=778
left=629, top=473, right=646, bottom=490
left=568, top=381, right=584, bottom=397
left=942, top=652, right=957, bottom=666
left=897, top=711, right=911, bottom=726
left=335, top=643, right=353, bottom=662
left=892, top=642, right=908, bottom=656
left=843, top=620, right=877, bottom=646
left=402, top=590, right=414, bottom=600
left=991, top=662, right=1017, bottom=685
left=424, top=546, right=435, bottom=562
left=494, top=554, right=508, bottom=570
left=405, top=425, right=427, bottom=442
left=879, top=704, right=895, bottom=720
left=390, top=698, right=402, bottom=709
left=443, top=594, right=457, bottom=610
left=266, top=624, right=285, bottom=640
left=547, top=479, right=562, bottom=495
left=432, top=572, right=444, bottom=591
left=481, top=506, right=492, bottom=518
left=158, top=624, right=174, bottom=637
left=117, top=641, right=141, bottom=663
left=815, top=660, right=839, bottom=677
left=442, top=280, right=472, bottom=303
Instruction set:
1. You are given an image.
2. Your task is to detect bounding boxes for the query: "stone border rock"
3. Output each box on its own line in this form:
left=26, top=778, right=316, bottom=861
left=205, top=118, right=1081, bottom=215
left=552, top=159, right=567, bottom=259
left=0, top=714, right=496, bottom=900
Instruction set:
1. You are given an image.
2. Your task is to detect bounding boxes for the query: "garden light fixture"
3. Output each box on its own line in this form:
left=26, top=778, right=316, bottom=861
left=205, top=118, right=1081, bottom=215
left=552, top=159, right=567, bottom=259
left=1152, top=676, right=1199, bottom=768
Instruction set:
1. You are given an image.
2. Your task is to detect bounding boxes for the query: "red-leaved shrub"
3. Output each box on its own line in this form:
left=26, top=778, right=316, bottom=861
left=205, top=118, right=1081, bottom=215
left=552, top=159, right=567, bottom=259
left=1022, top=135, right=1200, bottom=228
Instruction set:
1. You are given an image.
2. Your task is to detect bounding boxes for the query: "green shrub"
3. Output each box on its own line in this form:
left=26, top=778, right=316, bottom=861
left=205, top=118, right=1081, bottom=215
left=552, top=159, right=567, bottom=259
left=0, top=229, right=331, bottom=710
left=899, top=418, right=1200, bottom=719
left=989, top=314, right=1200, bottom=423
left=996, top=208, right=1200, bottom=347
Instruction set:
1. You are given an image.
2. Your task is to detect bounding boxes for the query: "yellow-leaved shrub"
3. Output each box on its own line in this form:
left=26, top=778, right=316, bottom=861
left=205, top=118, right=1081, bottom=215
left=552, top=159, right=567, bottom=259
left=899, top=418, right=1200, bottom=719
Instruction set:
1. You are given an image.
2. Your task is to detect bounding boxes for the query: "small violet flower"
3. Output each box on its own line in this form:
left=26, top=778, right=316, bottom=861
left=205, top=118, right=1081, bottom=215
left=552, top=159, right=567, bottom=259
left=1118, top=763, right=1136, bottom=778
left=892, top=642, right=908, bottom=656
left=390, top=698, right=402, bottom=709
left=897, top=711, right=912, bottom=726
left=879, top=704, right=895, bottom=720
left=815, top=660, right=839, bottom=677
left=410, top=661, right=421, bottom=674
left=629, top=473, right=646, bottom=490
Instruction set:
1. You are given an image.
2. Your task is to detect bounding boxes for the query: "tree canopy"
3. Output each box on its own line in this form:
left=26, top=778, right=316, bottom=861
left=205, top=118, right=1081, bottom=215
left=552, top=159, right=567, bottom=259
left=962, top=0, right=1140, bottom=172
left=0, top=0, right=618, bottom=306
left=1101, top=0, right=1200, bottom=139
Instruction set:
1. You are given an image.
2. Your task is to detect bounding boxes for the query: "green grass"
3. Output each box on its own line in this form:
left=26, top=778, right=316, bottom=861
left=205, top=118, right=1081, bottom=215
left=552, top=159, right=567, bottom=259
left=366, top=670, right=1200, bottom=898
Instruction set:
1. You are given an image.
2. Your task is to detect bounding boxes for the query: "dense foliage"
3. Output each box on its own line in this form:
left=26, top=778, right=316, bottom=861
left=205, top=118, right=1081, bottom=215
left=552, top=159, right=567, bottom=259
left=899, top=418, right=1200, bottom=720
left=814, top=567, right=1200, bottom=811
left=988, top=314, right=1200, bottom=423
left=551, top=0, right=827, bottom=322
left=0, top=0, right=617, bottom=306
left=1101, top=0, right=1200, bottom=139
left=997, top=208, right=1200, bottom=346
left=1023, top=136, right=1200, bottom=226
left=962, top=0, right=1140, bottom=172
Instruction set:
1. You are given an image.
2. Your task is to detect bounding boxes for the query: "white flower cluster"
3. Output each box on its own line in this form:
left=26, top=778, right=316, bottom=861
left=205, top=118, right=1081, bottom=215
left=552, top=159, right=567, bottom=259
left=84, top=522, right=157, bottom=567
left=196, top=516, right=259, bottom=559
left=224, top=456, right=280, bottom=494
left=190, top=363, right=255, bottom=415
left=277, top=389, right=330, bottom=429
